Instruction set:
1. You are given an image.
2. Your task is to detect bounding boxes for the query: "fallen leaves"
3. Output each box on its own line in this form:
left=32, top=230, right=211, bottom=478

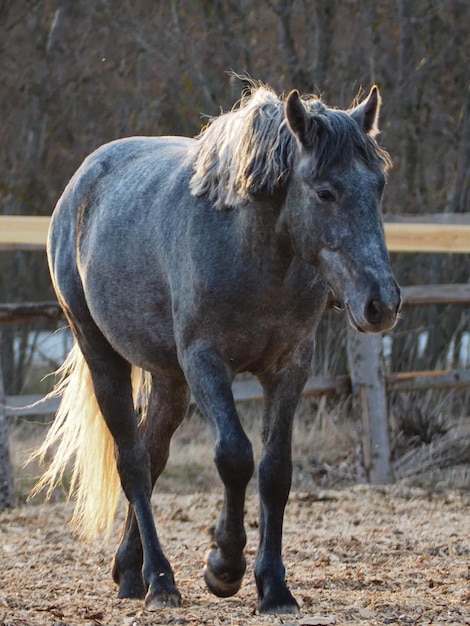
left=299, top=616, right=337, bottom=625
left=0, top=485, right=469, bottom=625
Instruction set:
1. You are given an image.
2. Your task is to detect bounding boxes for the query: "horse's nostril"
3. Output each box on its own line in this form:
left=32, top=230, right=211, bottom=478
left=365, top=299, right=384, bottom=325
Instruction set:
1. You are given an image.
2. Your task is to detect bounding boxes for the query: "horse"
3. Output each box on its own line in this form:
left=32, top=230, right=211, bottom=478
left=32, top=83, right=401, bottom=615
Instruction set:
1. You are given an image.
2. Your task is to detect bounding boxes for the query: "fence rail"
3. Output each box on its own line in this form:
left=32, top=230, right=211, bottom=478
left=2, top=214, right=470, bottom=251
left=1, top=286, right=470, bottom=325
left=5, top=369, right=470, bottom=420
left=2, top=283, right=470, bottom=418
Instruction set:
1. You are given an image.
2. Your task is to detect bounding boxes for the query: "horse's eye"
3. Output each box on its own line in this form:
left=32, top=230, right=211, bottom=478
left=316, top=188, right=336, bottom=202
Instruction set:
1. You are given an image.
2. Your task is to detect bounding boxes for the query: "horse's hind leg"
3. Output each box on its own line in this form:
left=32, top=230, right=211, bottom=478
left=72, top=325, right=182, bottom=608
left=112, top=374, right=190, bottom=600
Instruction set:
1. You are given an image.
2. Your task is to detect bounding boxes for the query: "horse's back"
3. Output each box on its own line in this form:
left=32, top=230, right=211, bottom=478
left=50, top=135, right=196, bottom=242
left=48, top=136, right=197, bottom=372
left=57, top=135, right=194, bottom=211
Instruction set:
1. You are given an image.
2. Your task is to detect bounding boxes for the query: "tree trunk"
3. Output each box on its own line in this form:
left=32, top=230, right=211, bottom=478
left=273, top=0, right=311, bottom=90
left=0, top=342, right=15, bottom=509
left=447, top=84, right=470, bottom=213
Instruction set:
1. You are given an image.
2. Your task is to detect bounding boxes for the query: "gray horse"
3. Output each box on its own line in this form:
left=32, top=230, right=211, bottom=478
left=33, top=84, right=401, bottom=614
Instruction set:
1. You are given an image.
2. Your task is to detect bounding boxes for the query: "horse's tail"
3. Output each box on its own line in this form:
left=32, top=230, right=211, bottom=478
left=29, top=343, right=150, bottom=540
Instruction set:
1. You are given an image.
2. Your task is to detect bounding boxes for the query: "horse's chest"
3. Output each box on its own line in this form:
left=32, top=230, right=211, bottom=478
left=191, top=290, right=321, bottom=372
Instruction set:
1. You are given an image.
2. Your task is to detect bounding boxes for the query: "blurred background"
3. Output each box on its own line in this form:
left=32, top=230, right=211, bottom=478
left=1, top=0, right=469, bottom=495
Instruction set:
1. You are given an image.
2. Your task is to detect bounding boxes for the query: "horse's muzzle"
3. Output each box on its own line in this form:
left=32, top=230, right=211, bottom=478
left=355, top=280, right=402, bottom=333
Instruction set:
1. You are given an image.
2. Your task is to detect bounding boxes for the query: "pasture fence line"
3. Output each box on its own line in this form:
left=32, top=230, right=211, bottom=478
left=2, top=287, right=470, bottom=414
left=2, top=213, right=470, bottom=251
left=0, top=214, right=469, bottom=503
left=1, top=285, right=470, bottom=491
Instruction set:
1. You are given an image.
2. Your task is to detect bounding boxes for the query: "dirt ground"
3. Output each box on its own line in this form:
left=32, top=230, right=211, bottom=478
left=1, top=485, right=469, bottom=626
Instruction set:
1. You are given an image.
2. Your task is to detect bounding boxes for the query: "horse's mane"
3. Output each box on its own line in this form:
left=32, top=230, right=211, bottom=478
left=190, top=85, right=391, bottom=210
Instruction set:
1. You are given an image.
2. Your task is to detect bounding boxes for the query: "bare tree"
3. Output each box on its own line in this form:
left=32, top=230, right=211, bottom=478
left=0, top=0, right=469, bottom=412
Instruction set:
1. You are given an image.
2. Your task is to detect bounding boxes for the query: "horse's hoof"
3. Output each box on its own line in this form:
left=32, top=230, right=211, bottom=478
left=145, top=587, right=182, bottom=610
left=258, top=587, right=299, bottom=615
left=203, top=548, right=246, bottom=598
left=117, top=585, right=145, bottom=600
left=204, top=565, right=243, bottom=598
left=112, top=561, right=146, bottom=600
left=258, top=600, right=299, bottom=615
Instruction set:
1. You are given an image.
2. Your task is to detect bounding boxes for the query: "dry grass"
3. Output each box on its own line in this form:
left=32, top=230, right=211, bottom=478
left=10, top=391, right=470, bottom=508
left=10, top=313, right=470, bottom=499
left=10, top=394, right=361, bottom=502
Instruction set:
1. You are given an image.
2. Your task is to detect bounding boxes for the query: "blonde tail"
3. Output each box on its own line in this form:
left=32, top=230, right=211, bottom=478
left=29, top=344, right=121, bottom=540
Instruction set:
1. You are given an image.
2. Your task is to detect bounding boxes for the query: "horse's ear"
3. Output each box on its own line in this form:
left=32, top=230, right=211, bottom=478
left=285, top=90, right=310, bottom=146
left=350, top=85, right=382, bottom=137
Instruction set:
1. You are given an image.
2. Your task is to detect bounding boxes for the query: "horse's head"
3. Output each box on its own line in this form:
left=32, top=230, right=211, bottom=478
left=284, top=87, right=401, bottom=333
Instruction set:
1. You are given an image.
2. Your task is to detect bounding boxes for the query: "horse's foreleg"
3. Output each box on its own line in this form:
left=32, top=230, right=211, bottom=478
left=255, top=365, right=309, bottom=614
left=182, top=341, right=254, bottom=598
left=112, top=375, right=190, bottom=601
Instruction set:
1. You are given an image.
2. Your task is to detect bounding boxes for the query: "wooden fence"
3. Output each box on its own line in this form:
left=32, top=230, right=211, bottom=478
left=2, top=287, right=470, bottom=415
left=2, top=214, right=470, bottom=251
left=1, top=214, right=469, bottom=506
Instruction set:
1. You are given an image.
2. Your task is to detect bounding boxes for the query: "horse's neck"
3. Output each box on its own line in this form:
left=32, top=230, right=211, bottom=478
left=235, top=196, right=294, bottom=278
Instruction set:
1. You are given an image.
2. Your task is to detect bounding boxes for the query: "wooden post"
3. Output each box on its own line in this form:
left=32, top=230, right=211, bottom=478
left=346, top=325, right=393, bottom=484
left=0, top=338, right=15, bottom=508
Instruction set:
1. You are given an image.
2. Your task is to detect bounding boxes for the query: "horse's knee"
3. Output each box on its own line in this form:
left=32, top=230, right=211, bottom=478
left=214, top=435, right=254, bottom=486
